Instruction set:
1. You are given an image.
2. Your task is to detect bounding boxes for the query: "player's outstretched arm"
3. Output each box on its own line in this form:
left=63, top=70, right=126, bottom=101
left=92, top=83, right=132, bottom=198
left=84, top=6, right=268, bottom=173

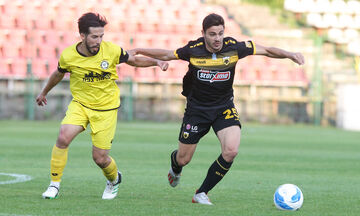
left=126, top=54, right=169, bottom=71
left=255, top=43, right=305, bottom=65
left=36, top=70, right=65, bottom=106
left=128, top=48, right=177, bottom=61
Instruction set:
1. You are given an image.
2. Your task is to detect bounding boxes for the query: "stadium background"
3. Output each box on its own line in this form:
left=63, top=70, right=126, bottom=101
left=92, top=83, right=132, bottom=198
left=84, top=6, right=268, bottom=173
left=0, top=0, right=360, bottom=129
left=1, top=1, right=360, bottom=215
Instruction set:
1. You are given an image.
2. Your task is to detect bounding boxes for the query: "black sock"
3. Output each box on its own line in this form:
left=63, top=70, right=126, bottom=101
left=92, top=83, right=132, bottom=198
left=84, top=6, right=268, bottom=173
left=197, top=154, right=233, bottom=194
left=171, top=150, right=182, bottom=174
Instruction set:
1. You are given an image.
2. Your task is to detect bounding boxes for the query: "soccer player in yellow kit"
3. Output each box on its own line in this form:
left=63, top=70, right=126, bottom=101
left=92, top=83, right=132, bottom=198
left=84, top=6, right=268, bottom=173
left=36, top=12, right=168, bottom=200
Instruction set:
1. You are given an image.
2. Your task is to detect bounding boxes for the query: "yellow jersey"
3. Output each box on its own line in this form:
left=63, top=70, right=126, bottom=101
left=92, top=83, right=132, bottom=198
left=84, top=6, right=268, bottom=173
left=58, top=41, right=129, bottom=111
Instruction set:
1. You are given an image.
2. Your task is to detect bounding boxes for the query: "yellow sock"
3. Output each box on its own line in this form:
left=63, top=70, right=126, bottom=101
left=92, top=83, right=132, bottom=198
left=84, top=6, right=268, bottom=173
left=102, top=156, right=118, bottom=182
left=50, top=145, right=69, bottom=182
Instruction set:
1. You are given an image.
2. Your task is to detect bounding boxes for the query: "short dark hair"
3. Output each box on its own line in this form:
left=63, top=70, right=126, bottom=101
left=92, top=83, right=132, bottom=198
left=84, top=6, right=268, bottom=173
left=202, top=13, right=225, bottom=32
left=78, top=12, right=108, bottom=34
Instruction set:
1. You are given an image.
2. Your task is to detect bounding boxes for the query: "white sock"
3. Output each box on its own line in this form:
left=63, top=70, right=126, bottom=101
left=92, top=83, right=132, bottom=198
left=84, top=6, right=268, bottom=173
left=50, top=181, right=60, bottom=188
left=111, top=174, right=119, bottom=185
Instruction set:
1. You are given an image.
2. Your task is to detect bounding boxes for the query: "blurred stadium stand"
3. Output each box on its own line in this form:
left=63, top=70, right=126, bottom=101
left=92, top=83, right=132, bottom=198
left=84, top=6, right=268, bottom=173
left=208, top=0, right=360, bottom=125
left=0, top=0, right=318, bottom=123
left=0, top=0, right=307, bottom=86
left=285, top=0, right=360, bottom=55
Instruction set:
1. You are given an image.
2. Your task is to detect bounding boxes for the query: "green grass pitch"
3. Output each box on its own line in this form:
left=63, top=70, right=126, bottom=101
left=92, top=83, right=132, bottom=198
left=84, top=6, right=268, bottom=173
left=0, top=120, right=359, bottom=216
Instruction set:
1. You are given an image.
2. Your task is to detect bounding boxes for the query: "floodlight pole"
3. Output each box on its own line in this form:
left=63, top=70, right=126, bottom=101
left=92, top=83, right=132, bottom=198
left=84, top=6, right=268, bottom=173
left=26, top=59, right=35, bottom=120
left=123, top=77, right=134, bottom=121
left=313, top=34, right=323, bottom=126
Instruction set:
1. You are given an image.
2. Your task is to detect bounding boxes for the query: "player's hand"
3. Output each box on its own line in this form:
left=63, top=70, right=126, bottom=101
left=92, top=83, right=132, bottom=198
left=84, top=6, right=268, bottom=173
left=157, top=60, right=169, bottom=71
left=36, top=93, right=47, bottom=106
left=290, top=52, right=305, bottom=65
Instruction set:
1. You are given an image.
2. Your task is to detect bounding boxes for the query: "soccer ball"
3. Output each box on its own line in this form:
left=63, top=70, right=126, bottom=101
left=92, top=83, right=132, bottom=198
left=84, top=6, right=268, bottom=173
left=273, top=184, right=303, bottom=211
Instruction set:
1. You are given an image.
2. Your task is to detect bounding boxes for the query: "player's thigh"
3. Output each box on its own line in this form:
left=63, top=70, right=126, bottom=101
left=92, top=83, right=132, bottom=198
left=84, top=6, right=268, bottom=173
left=61, top=101, right=89, bottom=129
left=213, top=103, right=241, bottom=151
left=216, top=125, right=241, bottom=153
left=90, top=110, right=118, bottom=150
left=178, top=108, right=212, bottom=144
left=57, top=124, right=85, bottom=146
left=58, top=101, right=88, bottom=146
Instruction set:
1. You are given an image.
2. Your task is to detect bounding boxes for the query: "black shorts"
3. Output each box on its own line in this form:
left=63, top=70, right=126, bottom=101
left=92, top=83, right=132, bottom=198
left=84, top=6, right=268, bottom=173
left=178, top=101, right=241, bottom=144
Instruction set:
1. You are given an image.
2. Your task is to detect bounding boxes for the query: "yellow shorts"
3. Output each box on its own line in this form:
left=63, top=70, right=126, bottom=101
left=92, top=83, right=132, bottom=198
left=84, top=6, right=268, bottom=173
left=61, top=101, right=118, bottom=150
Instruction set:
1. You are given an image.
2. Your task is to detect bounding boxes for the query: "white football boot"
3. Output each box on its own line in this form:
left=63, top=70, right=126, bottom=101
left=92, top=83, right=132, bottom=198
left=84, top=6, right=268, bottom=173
left=102, top=171, right=122, bottom=200
left=42, top=182, right=60, bottom=199
left=167, top=168, right=181, bottom=187
left=192, top=192, right=213, bottom=205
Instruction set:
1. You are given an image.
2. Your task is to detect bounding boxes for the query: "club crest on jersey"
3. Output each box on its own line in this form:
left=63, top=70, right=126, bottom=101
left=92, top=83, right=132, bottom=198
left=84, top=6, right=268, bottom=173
left=100, top=60, right=109, bottom=69
left=197, top=69, right=231, bottom=83
left=223, top=57, right=230, bottom=65
left=183, top=132, right=189, bottom=139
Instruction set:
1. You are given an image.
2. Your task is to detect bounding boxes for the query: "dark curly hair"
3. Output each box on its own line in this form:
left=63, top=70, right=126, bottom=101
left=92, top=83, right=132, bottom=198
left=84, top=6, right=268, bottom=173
left=78, top=12, right=107, bottom=34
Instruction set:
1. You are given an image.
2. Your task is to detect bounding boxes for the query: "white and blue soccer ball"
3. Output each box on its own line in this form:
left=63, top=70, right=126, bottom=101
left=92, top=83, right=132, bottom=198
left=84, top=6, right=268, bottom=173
left=274, top=184, right=303, bottom=211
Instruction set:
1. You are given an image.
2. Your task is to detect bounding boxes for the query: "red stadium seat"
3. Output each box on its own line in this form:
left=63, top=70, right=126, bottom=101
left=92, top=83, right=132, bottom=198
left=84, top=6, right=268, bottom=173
left=164, top=62, right=188, bottom=82
left=131, top=33, right=155, bottom=48
left=117, top=64, right=136, bottom=81
left=0, top=16, right=18, bottom=29
left=276, top=68, right=293, bottom=82
left=133, top=67, right=157, bottom=82
left=292, top=68, right=308, bottom=83
left=260, top=67, right=275, bottom=81
left=0, top=43, right=26, bottom=58
left=32, top=44, right=57, bottom=59
left=0, top=58, right=27, bottom=77
left=31, top=58, right=52, bottom=78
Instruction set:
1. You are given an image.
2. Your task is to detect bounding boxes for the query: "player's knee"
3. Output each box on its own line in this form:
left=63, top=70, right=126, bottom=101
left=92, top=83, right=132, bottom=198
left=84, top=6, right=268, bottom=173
left=56, top=134, right=71, bottom=148
left=93, top=155, right=108, bottom=168
left=222, top=148, right=238, bottom=162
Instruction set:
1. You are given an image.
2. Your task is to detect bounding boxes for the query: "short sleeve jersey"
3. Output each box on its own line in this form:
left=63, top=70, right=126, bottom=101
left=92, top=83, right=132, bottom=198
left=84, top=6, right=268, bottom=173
left=58, top=41, right=129, bottom=110
left=174, top=37, right=255, bottom=106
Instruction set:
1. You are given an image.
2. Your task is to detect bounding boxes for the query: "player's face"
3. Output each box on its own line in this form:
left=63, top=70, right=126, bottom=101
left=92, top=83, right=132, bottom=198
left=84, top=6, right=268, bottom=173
left=82, top=27, right=104, bottom=55
left=202, top=25, right=224, bottom=53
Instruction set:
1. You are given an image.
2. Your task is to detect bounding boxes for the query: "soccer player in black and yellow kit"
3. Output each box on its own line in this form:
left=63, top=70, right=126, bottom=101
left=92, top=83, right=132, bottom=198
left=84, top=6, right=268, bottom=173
left=36, top=12, right=168, bottom=200
left=130, top=13, right=305, bottom=205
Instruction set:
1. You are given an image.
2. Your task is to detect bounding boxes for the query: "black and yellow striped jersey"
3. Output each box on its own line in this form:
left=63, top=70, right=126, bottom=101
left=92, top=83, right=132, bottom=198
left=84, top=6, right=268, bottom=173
left=58, top=41, right=129, bottom=110
left=175, top=37, right=255, bottom=106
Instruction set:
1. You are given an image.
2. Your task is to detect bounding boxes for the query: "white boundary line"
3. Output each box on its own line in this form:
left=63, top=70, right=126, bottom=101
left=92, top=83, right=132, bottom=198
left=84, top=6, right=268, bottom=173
left=0, top=214, right=33, bottom=216
left=0, top=173, right=32, bottom=185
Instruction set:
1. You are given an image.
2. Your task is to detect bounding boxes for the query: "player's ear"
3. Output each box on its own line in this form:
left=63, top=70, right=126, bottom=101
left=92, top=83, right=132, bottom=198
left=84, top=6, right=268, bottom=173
left=80, top=33, right=86, bottom=41
left=201, top=29, right=205, bottom=37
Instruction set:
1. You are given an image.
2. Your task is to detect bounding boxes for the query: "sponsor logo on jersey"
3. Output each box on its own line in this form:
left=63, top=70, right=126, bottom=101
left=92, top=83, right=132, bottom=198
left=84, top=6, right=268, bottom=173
left=196, top=60, right=207, bottom=64
left=100, top=60, right=109, bottom=69
left=83, top=71, right=111, bottom=82
left=186, top=124, right=191, bottom=130
left=197, top=69, right=230, bottom=83
left=191, top=126, right=198, bottom=133
left=183, top=132, right=189, bottom=139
